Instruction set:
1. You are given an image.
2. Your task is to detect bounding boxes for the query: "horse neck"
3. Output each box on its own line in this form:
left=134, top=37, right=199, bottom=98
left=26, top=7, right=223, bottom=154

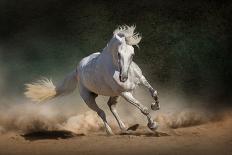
left=100, top=45, right=117, bottom=69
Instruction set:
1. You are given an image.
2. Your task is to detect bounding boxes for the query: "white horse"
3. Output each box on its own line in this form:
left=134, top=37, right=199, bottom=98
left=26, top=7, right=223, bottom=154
left=25, top=25, right=160, bottom=135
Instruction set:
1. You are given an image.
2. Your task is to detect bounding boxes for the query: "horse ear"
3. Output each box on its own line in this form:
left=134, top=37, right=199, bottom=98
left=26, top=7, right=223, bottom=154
left=114, top=34, right=123, bottom=42
left=115, top=33, right=126, bottom=42
left=115, top=34, right=121, bottom=41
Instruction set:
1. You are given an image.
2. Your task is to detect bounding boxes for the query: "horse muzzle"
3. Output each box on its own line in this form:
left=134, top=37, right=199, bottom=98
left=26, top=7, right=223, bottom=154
left=119, top=74, right=128, bottom=82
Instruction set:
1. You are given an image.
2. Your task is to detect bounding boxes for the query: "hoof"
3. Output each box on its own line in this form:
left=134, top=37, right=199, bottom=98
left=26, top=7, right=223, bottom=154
left=147, top=122, right=158, bottom=131
left=106, top=131, right=114, bottom=136
left=151, top=102, right=160, bottom=111
left=106, top=128, right=114, bottom=136
left=105, top=124, right=114, bottom=136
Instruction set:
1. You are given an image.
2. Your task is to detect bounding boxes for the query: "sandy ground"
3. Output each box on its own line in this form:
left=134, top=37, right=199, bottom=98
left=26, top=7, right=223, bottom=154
left=0, top=116, right=231, bottom=155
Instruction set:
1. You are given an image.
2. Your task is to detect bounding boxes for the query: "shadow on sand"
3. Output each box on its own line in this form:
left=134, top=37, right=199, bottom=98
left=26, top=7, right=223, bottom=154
left=121, top=124, right=170, bottom=137
left=21, top=124, right=169, bottom=141
left=22, top=130, right=85, bottom=141
left=119, top=131, right=170, bottom=137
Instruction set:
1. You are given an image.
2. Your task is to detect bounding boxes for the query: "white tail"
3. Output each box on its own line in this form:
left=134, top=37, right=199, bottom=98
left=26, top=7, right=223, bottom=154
left=24, top=70, right=78, bottom=102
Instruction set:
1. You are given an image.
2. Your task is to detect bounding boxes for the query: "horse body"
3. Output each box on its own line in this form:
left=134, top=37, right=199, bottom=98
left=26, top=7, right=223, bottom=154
left=25, top=25, right=160, bottom=135
left=78, top=50, right=140, bottom=96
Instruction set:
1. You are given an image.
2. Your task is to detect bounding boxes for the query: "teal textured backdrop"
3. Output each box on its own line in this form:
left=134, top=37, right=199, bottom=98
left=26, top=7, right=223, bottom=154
left=0, top=0, right=231, bottom=105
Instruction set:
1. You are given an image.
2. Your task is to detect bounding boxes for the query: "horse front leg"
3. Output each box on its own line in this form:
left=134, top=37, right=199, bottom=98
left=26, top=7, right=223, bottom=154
left=140, top=75, right=160, bottom=111
left=121, top=92, right=158, bottom=131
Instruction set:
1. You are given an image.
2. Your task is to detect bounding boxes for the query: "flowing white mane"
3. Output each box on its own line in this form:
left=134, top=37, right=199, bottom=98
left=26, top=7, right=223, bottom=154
left=113, top=25, right=142, bottom=46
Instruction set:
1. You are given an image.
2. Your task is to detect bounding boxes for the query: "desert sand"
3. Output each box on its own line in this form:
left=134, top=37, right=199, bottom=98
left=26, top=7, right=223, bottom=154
left=0, top=115, right=231, bottom=155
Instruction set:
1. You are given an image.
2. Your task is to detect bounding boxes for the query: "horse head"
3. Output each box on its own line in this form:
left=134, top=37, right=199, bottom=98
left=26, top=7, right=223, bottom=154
left=110, top=25, right=142, bottom=82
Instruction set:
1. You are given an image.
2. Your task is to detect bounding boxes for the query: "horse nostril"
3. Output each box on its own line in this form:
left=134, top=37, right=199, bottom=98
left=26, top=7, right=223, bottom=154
left=122, top=76, right=128, bottom=82
left=120, top=75, right=128, bottom=82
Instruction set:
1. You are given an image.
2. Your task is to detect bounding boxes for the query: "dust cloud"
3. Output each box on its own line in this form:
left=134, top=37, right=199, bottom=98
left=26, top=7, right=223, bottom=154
left=155, top=110, right=209, bottom=128
left=0, top=63, right=230, bottom=135
left=0, top=92, right=229, bottom=135
left=0, top=102, right=103, bottom=134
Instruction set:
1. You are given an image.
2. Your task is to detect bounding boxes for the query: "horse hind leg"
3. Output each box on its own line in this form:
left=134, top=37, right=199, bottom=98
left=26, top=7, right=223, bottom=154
left=79, top=85, right=113, bottom=135
left=107, top=96, right=127, bottom=133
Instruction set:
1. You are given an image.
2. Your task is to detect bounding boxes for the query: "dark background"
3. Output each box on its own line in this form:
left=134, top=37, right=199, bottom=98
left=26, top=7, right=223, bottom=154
left=0, top=0, right=231, bottom=105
